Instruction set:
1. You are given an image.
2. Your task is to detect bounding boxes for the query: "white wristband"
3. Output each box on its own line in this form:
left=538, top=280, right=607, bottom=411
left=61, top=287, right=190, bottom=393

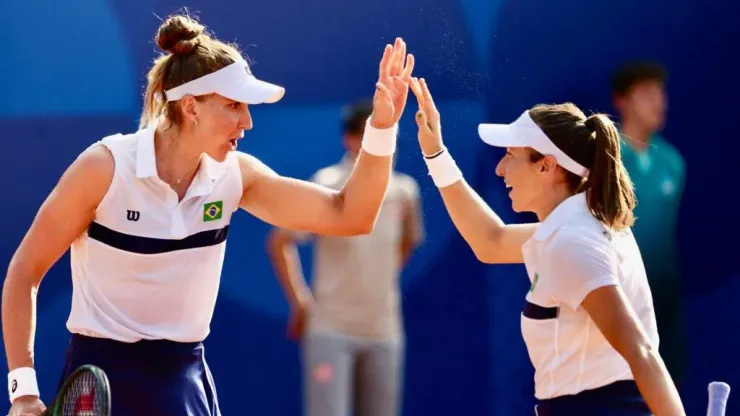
left=8, top=367, right=40, bottom=403
left=361, top=119, right=398, bottom=156
left=424, top=147, right=463, bottom=188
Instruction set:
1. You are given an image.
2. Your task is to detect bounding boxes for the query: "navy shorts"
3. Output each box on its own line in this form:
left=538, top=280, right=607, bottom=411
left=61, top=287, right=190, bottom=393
left=57, top=334, right=221, bottom=416
left=534, top=380, right=651, bottom=416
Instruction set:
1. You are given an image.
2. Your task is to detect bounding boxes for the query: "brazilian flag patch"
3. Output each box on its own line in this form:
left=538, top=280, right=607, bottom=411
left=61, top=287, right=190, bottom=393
left=203, top=201, right=223, bottom=222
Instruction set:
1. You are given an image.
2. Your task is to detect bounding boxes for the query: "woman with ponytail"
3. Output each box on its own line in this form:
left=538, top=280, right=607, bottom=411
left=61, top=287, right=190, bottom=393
left=409, top=78, right=684, bottom=416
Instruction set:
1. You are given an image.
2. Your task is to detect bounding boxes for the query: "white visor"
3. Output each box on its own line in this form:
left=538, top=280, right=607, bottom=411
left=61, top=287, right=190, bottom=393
left=164, top=58, right=284, bottom=105
left=478, top=111, right=590, bottom=178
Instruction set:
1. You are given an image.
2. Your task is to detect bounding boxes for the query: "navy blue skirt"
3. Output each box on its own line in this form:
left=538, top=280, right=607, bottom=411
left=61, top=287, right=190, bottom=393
left=534, top=380, right=651, bottom=416
left=57, top=334, right=221, bottom=416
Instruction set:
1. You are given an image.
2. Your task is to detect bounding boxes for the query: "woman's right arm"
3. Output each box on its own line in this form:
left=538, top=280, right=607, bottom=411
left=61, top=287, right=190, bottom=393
left=2, top=144, right=113, bottom=397
left=435, top=180, right=536, bottom=264
left=409, top=78, right=536, bottom=264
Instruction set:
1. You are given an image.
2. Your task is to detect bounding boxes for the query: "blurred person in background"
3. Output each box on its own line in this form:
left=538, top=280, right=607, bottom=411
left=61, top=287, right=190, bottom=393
left=267, top=99, right=425, bottom=416
left=612, top=61, right=686, bottom=388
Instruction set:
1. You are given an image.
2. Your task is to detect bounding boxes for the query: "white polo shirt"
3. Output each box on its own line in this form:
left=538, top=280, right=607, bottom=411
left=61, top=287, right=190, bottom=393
left=66, top=124, right=243, bottom=343
left=520, top=192, right=659, bottom=399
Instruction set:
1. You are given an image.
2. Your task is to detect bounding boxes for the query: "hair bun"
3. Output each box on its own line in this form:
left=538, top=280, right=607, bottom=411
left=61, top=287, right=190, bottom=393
left=156, top=14, right=205, bottom=56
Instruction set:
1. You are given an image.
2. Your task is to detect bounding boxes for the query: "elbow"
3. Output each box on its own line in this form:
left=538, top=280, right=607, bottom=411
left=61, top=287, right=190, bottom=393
left=333, top=195, right=378, bottom=236
left=266, top=229, right=290, bottom=255
left=617, top=337, right=657, bottom=371
left=355, top=214, right=378, bottom=235
left=341, top=216, right=376, bottom=236
left=467, top=227, right=507, bottom=264
left=469, top=244, right=495, bottom=263
left=3, top=265, right=39, bottom=306
left=5, top=257, right=41, bottom=290
left=469, top=244, right=499, bottom=264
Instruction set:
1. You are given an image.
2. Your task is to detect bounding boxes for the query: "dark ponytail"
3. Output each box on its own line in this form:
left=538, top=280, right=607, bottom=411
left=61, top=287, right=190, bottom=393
left=528, top=103, right=636, bottom=231
left=584, top=114, right=636, bottom=230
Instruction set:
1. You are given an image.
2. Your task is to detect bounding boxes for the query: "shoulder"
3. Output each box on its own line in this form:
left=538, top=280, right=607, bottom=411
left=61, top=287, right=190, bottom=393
left=541, top=218, right=620, bottom=309
left=98, top=130, right=140, bottom=155
left=235, top=151, right=278, bottom=182
left=548, top=218, right=614, bottom=262
left=51, top=143, right=115, bottom=209
left=72, top=143, right=115, bottom=180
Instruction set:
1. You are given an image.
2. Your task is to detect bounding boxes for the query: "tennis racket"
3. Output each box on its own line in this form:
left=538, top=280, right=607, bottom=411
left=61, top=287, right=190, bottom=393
left=707, top=381, right=731, bottom=416
left=40, top=365, right=111, bottom=416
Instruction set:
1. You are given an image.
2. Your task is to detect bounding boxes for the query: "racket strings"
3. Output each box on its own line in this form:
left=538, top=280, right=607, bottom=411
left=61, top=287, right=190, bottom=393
left=61, top=372, right=102, bottom=416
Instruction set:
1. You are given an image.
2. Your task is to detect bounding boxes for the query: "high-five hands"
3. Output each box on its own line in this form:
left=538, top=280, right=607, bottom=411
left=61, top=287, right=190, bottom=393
left=409, top=77, right=445, bottom=156
left=370, top=38, right=415, bottom=129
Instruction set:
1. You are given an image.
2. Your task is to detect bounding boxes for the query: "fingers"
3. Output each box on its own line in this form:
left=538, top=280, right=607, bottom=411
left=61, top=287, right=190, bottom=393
left=388, top=38, right=405, bottom=77
left=378, top=44, right=392, bottom=79
left=401, top=54, right=415, bottom=83
left=396, top=39, right=407, bottom=76
left=409, top=77, right=425, bottom=108
left=419, top=78, right=438, bottom=116
left=415, top=110, right=433, bottom=135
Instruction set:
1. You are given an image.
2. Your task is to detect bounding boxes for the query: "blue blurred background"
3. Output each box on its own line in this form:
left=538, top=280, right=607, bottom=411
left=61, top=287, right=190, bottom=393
left=2, top=0, right=739, bottom=414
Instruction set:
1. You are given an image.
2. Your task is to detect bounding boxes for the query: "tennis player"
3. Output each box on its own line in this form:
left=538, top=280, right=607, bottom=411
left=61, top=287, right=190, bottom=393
left=408, top=78, right=685, bottom=416
left=2, top=13, right=414, bottom=416
left=267, top=99, right=425, bottom=416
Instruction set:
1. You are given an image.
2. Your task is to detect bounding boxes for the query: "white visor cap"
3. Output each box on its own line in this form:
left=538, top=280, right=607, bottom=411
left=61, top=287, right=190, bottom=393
left=164, top=58, right=284, bottom=105
left=478, top=110, right=590, bottom=178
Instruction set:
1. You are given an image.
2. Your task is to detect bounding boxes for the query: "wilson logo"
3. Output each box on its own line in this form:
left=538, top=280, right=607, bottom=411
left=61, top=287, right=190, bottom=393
left=126, top=210, right=140, bottom=222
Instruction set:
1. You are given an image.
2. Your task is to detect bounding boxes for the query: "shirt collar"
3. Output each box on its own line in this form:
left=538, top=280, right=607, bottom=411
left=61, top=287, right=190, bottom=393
left=135, top=122, right=223, bottom=196
left=531, top=192, right=589, bottom=242
left=135, top=123, right=159, bottom=179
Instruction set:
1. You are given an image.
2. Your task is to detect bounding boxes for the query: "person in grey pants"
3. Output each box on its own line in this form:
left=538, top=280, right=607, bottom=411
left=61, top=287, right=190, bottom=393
left=267, top=99, right=425, bottom=416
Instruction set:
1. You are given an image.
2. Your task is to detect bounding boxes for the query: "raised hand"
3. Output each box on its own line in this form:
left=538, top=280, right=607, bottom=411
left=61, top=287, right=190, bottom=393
left=409, top=77, right=444, bottom=155
left=370, top=38, right=415, bottom=129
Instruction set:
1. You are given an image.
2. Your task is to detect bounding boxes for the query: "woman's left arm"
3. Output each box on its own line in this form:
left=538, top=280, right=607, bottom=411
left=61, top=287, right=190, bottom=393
left=238, top=150, right=390, bottom=236
left=238, top=37, right=414, bottom=236
left=546, top=231, right=685, bottom=416
left=582, top=287, right=685, bottom=416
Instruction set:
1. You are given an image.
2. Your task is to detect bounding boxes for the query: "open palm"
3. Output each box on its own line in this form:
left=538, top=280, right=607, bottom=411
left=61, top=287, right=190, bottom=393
left=370, top=37, right=415, bottom=129
left=409, top=77, right=444, bottom=155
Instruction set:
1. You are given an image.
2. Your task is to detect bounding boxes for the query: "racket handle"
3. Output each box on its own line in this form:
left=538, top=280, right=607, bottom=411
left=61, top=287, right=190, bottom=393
left=707, top=381, right=731, bottom=416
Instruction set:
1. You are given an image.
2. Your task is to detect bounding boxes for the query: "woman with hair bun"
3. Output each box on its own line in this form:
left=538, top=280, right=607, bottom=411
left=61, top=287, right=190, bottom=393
left=2, top=13, right=415, bottom=416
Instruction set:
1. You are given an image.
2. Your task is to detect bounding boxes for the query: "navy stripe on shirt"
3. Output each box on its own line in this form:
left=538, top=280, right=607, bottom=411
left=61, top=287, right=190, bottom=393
left=522, top=300, right=560, bottom=320
left=88, top=222, right=228, bottom=254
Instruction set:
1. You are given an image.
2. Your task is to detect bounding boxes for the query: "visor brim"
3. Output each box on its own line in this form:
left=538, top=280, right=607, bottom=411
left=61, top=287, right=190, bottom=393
left=223, top=77, right=285, bottom=105
left=478, top=123, right=527, bottom=148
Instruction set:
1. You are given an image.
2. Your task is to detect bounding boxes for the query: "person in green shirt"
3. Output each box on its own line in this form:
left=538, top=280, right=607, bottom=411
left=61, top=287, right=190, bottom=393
left=612, top=61, right=686, bottom=389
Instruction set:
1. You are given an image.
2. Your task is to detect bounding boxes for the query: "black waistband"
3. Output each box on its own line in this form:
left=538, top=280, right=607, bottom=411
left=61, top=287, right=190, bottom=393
left=537, top=380, right=649, bottom=414
left=69, top=334, right=203, bottom=356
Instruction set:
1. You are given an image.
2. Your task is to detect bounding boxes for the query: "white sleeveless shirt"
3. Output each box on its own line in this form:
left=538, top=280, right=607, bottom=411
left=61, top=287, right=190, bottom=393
left=66, top=124, right=243, bottom=343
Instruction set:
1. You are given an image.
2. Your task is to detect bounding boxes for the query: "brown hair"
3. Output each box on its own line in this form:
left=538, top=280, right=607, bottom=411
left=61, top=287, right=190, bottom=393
left=139, top=12, right=244, bottom=129
left=527, top=103, right=636, bottom=231
left=611, top=61, right=666, bottom=98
